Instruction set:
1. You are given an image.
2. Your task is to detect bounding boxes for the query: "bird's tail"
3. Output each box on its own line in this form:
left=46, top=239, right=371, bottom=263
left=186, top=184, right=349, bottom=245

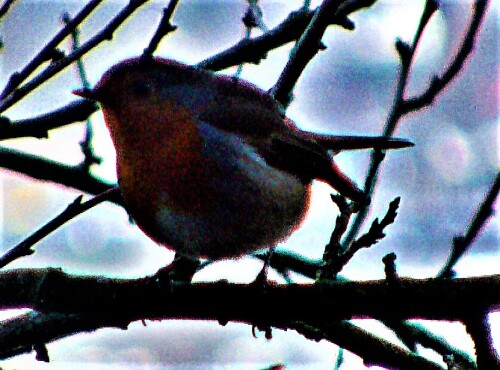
left=310, top=134, right=414, bottom=153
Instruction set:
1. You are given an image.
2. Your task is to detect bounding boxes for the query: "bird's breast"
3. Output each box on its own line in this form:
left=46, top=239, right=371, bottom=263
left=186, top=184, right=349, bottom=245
left=118, top=117, right=310, bottom=259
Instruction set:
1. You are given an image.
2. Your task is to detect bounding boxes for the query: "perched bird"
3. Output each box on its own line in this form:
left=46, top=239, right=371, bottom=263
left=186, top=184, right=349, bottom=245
left=74, top=57, right=412, bottom=260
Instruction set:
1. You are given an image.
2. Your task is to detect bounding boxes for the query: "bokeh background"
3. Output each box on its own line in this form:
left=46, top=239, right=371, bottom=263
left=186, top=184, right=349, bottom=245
left=0, top=0, right=498, bottom=369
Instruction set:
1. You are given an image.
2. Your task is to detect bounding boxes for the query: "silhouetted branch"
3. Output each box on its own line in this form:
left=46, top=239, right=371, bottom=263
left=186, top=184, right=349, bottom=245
left=319, top=197, right=400, bottom=280
left=1, top=269, right=498, bottom=320
left=63, top=12, right=102, bottom=170
left=0, top=0, right=150, bottom=113
left=0, top=187, right=121, bottom=269
left=403, top=0, right=489, bottom=113
left=0, top=0, right=103, bottom=100
left=385, top=321, right=477, bottom=368
left=438, top=172, right=500, bottom=278
left=0, top=100, right=98, bottom=140
left=0, top=146, right=117, bottom=196
left=0, top=0, right=16, bottom=20
left=197, top=0, right=377, bottom=72
left=293, top=321, right=443, bottom=370
left=0, top=268, right=498, bottom=360
left=142, top=0, right=179, bottom=57
left=342, top=0, right=489, bottom=247
left=464, top=311, right=500, bottom=369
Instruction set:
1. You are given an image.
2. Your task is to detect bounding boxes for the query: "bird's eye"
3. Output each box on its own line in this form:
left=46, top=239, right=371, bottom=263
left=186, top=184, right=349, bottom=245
left=132, top=81, right=153, bottom=98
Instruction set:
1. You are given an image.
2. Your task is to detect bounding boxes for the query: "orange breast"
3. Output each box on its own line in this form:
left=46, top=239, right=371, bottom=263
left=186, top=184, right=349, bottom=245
left=105, top=100, right=216, bottom=239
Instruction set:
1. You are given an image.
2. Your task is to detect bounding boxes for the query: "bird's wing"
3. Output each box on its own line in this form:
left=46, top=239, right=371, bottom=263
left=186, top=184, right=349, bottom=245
left=199, top=100, right=366, bottom=203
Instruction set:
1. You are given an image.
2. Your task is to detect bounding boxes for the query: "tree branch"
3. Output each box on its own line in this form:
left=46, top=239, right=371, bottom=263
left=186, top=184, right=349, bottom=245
left=0, top=187, right=121, bottom=269
left=0, top=100, right=98, bottom=140
left=1, top=269, right=498, bottom=320
left=142, top=0, right=179, bottom=57
left=464, top=311, right=500, bottom=369
left=0, top=0, right=103, bottom=100
left=0, top=0, right=150, bottom=113
left=438, top=172, right=500, bottom=278
left=196, top=0, right=377, bottom=72
left=293, top=321, right=443, bottom=370
left=0, top=269, right=497, bottom=362
left=342, top=0, right=489, bottom=247
left=0, top=0, right=16, bottom=21
left=0, top=146, right=117, bottom=197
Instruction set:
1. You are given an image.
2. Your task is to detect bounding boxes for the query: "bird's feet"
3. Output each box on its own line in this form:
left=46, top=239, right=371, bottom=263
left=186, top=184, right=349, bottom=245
left=156, top=253, right=200, bottom=283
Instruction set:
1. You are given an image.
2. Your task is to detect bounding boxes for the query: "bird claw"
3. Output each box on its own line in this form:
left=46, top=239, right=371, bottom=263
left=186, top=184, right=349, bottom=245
left=156, top=254, right=200, bottom=283
left=252, top=323, right=273, bottom=339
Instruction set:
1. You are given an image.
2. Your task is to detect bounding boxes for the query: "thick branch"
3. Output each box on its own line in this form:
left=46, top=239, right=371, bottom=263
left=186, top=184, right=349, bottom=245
left=0, top=269, right=497, bottom=362
left=0, top=268, right=498, bottom=320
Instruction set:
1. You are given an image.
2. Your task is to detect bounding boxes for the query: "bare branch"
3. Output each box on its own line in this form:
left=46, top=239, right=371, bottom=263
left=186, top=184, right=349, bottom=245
left=0, top=0, right=150, bottom=113
left=2, top=269, right=498, bottom=320
left=403, top=0, right=490, bottom=113
left=142, top=0, right=179, bottom=57
left=0, top=269, right=497, bottom=361
left=0, top=99, right=98, bottom=140
left=0, top=0, right=103, bottom=100
left=197, top=0, right=377, bottom=72
left=342, top=0, right=489, bottom=247
left=464, top=311, right=500, bottom=369
left=438, top=172, right=500, bottom=278
left=384, top=321, right=477, bottom=368
left=0, top=187, right=121, bottom=269
left=62, top=12, right=102, bottom=170
left=319, top=197, right=400, bottom=279
left=271, top=0, right=377, bottom=107
left=0, top=0, right=16, bottom=21
left=293, top=321, right=443, bottom=370
left=0, top=146, right=117, bottom=197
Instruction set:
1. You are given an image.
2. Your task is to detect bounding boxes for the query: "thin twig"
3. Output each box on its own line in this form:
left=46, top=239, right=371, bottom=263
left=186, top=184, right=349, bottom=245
left=320, top=197, right=400, bottom=279
left=142, top=0, right=179, bottom=57
left=197, top=0, right=377, bottom=72
left=270, top=0, right=348, bottom=107
left=0, top=0, right=103, bottom=100
left=342, top=0, right=491, bottom=247
left=403, top=0, right=490, bottom=113
left=0, top=99, right=98, bottom=140
left=438, top=172, right=500, bottom=278
left=63, top=12, right=102, bottom=170
left=235, top=0, right=268, bottom=78
left=0, top=0, right=150, bottom=113
left=0, top=187, right=121, bottom=269
left=0, top=0, right=16, bottom=21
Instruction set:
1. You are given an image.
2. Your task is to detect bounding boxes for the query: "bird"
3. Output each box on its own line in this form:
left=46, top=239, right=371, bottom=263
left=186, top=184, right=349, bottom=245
left=73, top=57, right=412, bottom=260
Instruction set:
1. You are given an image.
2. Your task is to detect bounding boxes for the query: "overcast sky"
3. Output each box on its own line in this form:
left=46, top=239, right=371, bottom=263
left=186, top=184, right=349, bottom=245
left=0, top=1, right=498, bottom=369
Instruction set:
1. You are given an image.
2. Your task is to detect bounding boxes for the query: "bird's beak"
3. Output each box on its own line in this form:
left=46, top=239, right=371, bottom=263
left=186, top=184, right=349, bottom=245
left=72, top=87, right=100, bottom=101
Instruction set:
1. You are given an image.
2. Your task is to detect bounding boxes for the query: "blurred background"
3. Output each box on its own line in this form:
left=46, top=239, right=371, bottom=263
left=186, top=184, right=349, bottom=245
left=0, top=0, right=498, bottom=369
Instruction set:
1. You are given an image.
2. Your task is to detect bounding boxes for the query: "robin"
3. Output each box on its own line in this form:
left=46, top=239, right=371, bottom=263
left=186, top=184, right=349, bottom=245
left=74, top=57, right=412, bottom=260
